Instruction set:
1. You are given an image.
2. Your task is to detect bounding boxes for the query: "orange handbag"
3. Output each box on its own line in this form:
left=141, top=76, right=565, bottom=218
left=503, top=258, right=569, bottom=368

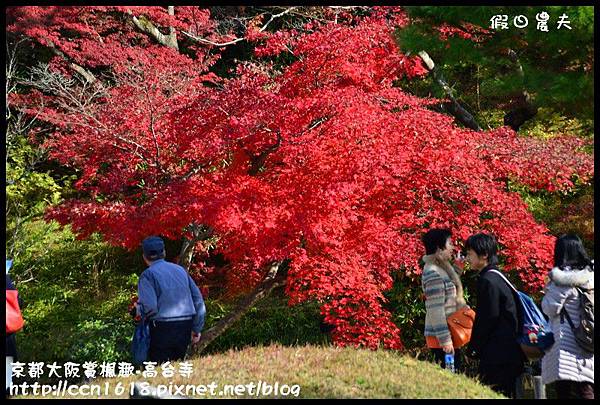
left=447, top=306, right=476, bottom=348
left=6, top=290, right=25, bottom=334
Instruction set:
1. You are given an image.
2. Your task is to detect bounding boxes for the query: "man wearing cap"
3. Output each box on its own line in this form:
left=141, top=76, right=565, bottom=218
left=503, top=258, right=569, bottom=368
left=137, top=236, right=206, bottom=363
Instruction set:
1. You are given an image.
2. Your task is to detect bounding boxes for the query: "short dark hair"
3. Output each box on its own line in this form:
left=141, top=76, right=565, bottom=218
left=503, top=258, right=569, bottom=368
left=554, top=234, right=592, bottom=270
left=465, top=233, right=499, bottom=266
left=422, top=228, right=452, bottom=255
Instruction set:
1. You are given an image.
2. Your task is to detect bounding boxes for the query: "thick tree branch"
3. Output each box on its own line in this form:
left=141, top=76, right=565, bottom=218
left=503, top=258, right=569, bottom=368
left=190, top=261, right=286, bottom=355
left=167, top=6, right=178, bottom=46
left=503, top=49, right=538, bottom=131
left=45, top=40, right=97, bottom=84
left=130, top=8, right=179, bottom=50
left=258, top=7, right=298, bottom=32
left=181, top=31, right=245, bottom=47
left=178, top=223, right=214, bottom=271
left=417, top=50, right=482, bottom=131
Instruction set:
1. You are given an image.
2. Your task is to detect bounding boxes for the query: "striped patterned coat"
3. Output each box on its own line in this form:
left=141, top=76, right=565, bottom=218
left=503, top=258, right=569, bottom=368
left=541, top=266, right=594, bottom=385
left=421, top=255, right=463, bottom=347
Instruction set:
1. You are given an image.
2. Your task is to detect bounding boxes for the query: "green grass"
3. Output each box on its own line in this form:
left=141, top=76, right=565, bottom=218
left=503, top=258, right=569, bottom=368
left=14, top=345, right=505, bottom=399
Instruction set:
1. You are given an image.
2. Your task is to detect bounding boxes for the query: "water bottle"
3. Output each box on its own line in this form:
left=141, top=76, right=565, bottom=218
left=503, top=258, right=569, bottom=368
left=444, top=353, right=455, bottom=373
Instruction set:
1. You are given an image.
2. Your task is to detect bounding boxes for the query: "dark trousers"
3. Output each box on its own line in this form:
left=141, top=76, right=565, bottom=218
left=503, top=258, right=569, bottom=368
left=431, top=348, right=463, bottom=373
left=554, top=380, right=595, bottom=400
left=148, top=319, right=193, bottom=364
left=478, top=362, right=523, bottom=399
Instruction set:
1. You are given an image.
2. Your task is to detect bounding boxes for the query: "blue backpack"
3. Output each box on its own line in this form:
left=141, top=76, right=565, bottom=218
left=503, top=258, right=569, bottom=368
left=488, top=270, right=555, bottom=361
left=131, top=305, right=151, bottom=365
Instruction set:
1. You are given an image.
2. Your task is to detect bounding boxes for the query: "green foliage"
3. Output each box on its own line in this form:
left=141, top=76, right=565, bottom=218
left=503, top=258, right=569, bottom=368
left=11, top=221, right=139, bottom=384
left=69, top=318, right=134, bottom=364
left=9, top=220, right=140, bottom=289
left=397, top=6, right=594, bottom=121
left=5, top=127, right=79, bottom=265
left=382, top=272, right=426, bottom=351
left=203, top=290, right=330, bottom=354
left=17, top=287, right=135, bottom=382
left=519, top=107, right=594, bottom=139
left=509, top=181, right=594, bottom=256
left=474, top=109, right=506, bottom=130
left=6, top=138, right=63, bottom=213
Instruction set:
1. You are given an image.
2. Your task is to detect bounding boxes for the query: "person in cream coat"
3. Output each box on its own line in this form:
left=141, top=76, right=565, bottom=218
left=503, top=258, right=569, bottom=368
left=542, top=234, right=594, bottom=400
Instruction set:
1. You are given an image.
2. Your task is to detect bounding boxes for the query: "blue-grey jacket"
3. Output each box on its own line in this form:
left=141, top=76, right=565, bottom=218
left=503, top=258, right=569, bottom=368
left=137, top=259, right=206, bottom=333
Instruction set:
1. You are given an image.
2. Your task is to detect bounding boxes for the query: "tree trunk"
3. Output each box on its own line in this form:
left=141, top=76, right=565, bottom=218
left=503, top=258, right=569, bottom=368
left=417, top=51, right=482, bottom=132
left=166, top=6, right=179, bottom=50
left=178, top=223, right=212, bottom=271
left=130, top=7, right=179, bottom=51
left=503, top=49, right=538, bottom=131
left=190, top=261, right=285, bottom=356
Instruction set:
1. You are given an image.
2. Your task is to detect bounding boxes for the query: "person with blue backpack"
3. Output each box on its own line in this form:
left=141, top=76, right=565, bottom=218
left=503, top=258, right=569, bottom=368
left=541, top=234, right=594, bottom=399
left=464, top=233, right=526, bottom=398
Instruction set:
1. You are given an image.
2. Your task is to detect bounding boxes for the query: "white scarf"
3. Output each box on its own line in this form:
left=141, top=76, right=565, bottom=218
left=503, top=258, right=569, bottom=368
left=549, top=265, right=594, bottom=289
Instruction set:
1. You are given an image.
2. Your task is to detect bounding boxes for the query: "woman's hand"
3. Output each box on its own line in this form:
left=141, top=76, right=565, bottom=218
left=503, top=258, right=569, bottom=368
left=454, top=252, right=466, bottom=272
left=442, top=343, right=455, bottom=355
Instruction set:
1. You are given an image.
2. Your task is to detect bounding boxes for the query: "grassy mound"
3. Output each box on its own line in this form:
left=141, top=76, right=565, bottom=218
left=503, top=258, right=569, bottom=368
left=15, top=344, right=504, bottom=399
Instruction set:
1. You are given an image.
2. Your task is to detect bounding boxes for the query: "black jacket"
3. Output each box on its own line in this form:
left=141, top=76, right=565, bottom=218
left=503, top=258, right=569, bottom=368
left=468, top=265, right=525, bottom=366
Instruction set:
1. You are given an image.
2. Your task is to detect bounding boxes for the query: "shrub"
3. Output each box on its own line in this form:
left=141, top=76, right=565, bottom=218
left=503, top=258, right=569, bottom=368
left=203, top=289, right=330, bottom=355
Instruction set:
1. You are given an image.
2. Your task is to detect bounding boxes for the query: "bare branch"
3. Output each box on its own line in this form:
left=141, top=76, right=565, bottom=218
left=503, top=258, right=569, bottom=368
left=21, top=64, right=176, bottom=173
left=25, top=64, right=106, bottom=115
left=182, top=6, right=298, bottom=47
left=328, top=6, right=370, bottom=10
left=141, top=84, right=166, bottom=175
left=258, top=7, right=298, bottom=32
left=181, top=31, right=245, bottom=47
left=6, top=41, right=47, bottom=178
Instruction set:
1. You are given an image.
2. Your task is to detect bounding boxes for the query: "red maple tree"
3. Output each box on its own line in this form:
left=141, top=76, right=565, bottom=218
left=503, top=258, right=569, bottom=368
left=8, top=6, right=594, bottom=350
